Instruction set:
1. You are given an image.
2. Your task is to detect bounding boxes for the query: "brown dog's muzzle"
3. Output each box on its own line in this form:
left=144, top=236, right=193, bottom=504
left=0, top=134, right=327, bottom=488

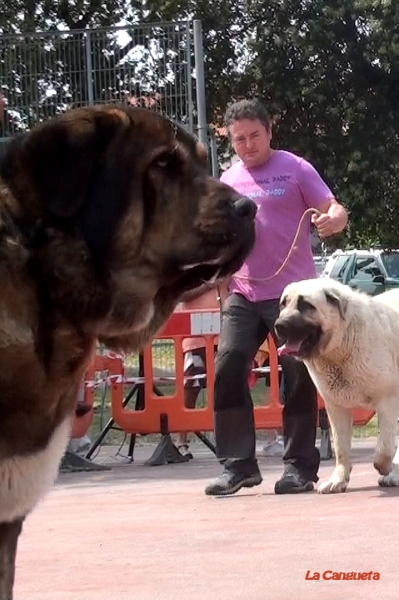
left=232, top=196, right=257, bottom=219
left=218, top=193, right=257, bottom=271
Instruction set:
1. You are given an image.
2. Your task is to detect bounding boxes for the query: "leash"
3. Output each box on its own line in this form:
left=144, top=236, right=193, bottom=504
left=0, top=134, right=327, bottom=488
left=234, top=207, right=322, bottom=283
left=215, top=207, right=322, bottom=319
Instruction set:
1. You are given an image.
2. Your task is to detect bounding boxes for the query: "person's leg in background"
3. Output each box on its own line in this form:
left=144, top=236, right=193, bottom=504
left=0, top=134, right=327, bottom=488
left=176, top=348, right=206, bottom=459
left=259, top=298, right=319, bottom=494
left=205, top=294, right=267, bottom=496
left=257, top=338, right=284, bottom=457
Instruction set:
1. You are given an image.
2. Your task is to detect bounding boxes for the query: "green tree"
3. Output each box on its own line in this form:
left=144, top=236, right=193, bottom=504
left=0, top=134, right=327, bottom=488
left=0, top=1, right=128, bottom=33
left=143, top=0, right=399, bottom=248
left=136, top=0, right=252, bottom=121
left=243, top=0, right=399, bottom=248
left=2, top=1, right=399, bottom=247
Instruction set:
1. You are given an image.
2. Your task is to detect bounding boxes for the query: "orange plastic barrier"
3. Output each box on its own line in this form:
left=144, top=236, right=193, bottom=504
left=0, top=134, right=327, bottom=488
left=111, top=319, right=218, bottom=434
left=71, top=378, right=94, bottom=439
left=82, top=309, right=374, bottom=437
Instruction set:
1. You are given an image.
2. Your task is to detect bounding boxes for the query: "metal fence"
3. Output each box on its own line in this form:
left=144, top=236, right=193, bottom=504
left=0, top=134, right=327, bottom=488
left=0, top=21, right=205, bottom=140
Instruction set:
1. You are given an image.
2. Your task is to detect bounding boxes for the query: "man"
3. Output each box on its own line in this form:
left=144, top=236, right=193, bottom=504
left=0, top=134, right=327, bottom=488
left=205, top=98, right=348, bottom=496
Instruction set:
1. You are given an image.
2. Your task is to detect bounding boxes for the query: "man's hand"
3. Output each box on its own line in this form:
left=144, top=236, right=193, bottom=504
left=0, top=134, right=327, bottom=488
left=311, top=212, right=336, bottom=239
left=314, top=198, right=348, bottom=238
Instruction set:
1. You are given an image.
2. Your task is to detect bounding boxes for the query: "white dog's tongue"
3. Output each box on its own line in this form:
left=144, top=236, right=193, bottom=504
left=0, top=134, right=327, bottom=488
left=278, top=341, right=302, bottom=357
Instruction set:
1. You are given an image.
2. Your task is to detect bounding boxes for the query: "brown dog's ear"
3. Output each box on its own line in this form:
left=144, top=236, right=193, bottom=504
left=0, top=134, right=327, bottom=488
left=325, top=290, right=347, bottom=319
left=24, top=108, right=130, bottom=218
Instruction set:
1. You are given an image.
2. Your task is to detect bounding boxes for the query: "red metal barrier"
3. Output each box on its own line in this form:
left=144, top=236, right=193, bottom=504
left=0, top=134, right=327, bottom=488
left=83, top=309, right=375, bottom=436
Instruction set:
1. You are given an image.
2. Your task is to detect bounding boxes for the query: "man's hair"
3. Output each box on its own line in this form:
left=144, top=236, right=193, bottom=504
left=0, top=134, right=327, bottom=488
left=224, top=99, right=271, bottom=131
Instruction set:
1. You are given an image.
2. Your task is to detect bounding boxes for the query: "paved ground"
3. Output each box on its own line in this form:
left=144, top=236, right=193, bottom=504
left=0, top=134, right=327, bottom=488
left=14, top=438, right=399, bottom=600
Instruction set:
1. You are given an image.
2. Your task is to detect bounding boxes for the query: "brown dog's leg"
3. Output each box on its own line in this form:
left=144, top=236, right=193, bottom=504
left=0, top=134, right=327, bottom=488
left=0, top=518, right=24, bottom=600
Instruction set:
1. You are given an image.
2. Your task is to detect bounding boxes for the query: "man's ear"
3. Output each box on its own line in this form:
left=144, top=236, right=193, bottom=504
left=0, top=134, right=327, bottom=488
left=24, top=107, right=130, bottom=218
left=325, top=290, right=347, bottom=319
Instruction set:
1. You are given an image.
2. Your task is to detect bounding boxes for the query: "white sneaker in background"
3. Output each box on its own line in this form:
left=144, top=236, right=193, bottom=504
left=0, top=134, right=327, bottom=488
left=262, top=435, right=284, bottom=457
left=67, top=435, right=92, bottom=454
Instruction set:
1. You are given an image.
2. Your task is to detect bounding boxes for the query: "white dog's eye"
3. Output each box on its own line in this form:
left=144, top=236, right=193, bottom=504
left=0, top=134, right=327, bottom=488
left=297, top=297, right=316, bottom=312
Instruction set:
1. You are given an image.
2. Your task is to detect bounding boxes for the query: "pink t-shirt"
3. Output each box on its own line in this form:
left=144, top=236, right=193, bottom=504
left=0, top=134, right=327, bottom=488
left=221, top=150, right=333, bottom=301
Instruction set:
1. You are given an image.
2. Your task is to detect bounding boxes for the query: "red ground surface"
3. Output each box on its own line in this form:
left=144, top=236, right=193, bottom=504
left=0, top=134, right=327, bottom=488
left=14, top=439, right=399, bottom=600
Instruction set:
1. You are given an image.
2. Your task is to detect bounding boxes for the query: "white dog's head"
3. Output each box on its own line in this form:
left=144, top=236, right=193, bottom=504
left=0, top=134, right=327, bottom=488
left=275, top=278, right=350, bottom=360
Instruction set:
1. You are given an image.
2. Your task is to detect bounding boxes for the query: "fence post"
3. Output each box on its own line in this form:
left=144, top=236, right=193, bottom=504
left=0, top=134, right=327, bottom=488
left=209, top=129, right=219, bottom=177
left=185, top=21, right=194, bottom=133
left=193, top=20, right=208, bottom=148
left=85, top=30, right=94, bottom=105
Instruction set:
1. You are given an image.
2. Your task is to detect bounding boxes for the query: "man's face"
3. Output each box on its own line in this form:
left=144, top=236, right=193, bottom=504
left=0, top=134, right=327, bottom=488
left=229, top=118, right=272, bottom=168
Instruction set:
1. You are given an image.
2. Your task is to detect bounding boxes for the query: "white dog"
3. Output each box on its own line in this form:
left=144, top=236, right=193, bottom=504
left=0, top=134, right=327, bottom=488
left=275, top=278, right=399, bottom=493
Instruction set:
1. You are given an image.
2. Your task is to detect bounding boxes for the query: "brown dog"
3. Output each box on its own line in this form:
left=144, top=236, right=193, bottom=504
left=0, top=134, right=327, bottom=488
left=0, top=105, right=255, bottom=598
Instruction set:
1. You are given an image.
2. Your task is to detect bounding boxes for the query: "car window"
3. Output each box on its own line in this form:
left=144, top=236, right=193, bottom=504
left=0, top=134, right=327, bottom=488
left=329, top=255, right=351, bottom=280
left=353, top=257, right=382, bottom=281
left=380, top=252, right=399, bottom=278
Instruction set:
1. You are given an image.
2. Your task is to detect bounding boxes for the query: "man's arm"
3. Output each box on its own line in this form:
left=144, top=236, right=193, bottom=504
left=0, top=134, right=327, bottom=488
left=297, top=159, right=348, bottom=239
left=312, top=198, right=348, bottom=239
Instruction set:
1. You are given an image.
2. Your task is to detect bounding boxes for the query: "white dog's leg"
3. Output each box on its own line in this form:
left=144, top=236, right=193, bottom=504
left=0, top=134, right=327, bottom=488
left=318, top=403, right=353, bottom=494
left=375, top=398, right=399, bottom=487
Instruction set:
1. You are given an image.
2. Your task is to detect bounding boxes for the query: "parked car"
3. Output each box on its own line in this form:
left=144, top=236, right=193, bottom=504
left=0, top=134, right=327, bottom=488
left=322, top=249, right=399, bottom=296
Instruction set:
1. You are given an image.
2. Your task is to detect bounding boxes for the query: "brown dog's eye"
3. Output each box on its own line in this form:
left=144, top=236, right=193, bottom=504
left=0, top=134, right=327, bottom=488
left=156, top=156, right=170, bottom=168
left=153, top=150, right=175, bottom=169
left=151, top=148, right=183, bottom=180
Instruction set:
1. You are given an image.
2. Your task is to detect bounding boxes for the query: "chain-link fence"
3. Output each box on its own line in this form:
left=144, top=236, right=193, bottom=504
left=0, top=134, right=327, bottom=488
left=0, top=21, right=197, bottom=139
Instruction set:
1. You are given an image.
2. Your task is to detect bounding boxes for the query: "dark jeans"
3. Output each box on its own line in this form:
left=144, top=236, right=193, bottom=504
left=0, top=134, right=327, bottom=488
left=214, top=293, right=320, bottom=482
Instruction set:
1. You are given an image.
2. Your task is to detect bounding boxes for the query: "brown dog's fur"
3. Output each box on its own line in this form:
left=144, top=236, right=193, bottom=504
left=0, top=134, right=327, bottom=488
left=0, top=105, right=255, bottom=598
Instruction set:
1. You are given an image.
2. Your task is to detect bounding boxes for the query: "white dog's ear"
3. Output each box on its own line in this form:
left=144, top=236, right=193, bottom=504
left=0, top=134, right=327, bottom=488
left=325, top=290, right=347, bottom=319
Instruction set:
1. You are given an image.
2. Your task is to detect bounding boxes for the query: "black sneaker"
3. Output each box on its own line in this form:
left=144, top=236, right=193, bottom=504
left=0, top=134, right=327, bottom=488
left=205, top=468, right=263, bottom=496
left=274, top=469, right=314, bottom=494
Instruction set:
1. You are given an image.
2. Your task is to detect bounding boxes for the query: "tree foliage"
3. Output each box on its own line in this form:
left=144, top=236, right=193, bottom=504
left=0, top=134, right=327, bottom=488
left=0, top=2, right=193, bottom=134
left=243, top=0, right=399, bottom=248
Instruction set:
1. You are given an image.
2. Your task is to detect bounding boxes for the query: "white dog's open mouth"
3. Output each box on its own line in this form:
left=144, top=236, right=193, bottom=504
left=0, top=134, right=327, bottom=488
left=278, top=339, right=304, bottom=357
left=278, top=329, right=322, bottom=358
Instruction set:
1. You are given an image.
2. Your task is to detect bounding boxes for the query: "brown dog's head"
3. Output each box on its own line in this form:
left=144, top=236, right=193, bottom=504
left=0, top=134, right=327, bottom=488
left=275, top=278, right=349, bottom=360
left=0, top=105, right=255, bottom=350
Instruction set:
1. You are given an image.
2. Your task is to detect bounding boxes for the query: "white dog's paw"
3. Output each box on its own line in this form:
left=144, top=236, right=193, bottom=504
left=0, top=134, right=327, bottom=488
left=374, top=453, right=393, bottom=476
left=317, top=465, right=350, bottom=494
left=378, top=470, right=399, bottom=487
left=317, top=477, right=348, bottom=494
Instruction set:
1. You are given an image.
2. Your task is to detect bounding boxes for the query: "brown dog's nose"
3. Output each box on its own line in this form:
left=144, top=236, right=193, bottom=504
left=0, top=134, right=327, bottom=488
left=233, top=196, right=257, bottom=219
